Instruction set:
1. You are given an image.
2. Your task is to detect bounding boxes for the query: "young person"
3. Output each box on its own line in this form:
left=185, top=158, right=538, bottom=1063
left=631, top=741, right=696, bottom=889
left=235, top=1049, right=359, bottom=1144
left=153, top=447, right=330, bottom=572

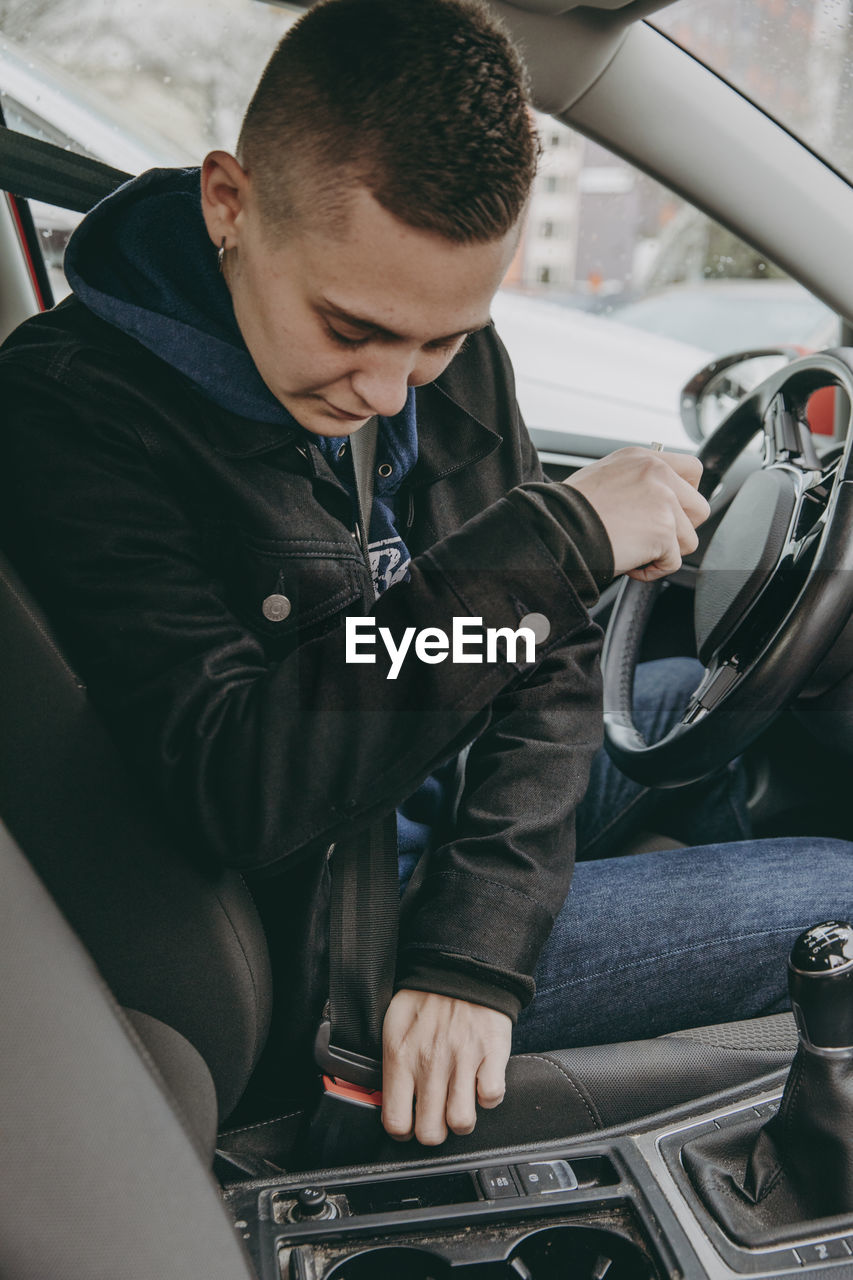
left=1, top=0, right=851, bottom=1148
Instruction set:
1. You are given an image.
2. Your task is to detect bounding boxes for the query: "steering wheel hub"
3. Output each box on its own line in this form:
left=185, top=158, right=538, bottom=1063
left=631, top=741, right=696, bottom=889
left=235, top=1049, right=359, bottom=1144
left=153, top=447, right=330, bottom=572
left=694, top=466, right=798, bottom=664
left=602, top=350, right=853, bottom=787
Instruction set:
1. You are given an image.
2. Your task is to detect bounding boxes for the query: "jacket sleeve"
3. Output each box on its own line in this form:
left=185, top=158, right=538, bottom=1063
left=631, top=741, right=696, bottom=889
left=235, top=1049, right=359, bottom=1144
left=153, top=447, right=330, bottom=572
left=0, top=348, right=613, bottom=1016
left=397, top=462, right=613, bottom=1019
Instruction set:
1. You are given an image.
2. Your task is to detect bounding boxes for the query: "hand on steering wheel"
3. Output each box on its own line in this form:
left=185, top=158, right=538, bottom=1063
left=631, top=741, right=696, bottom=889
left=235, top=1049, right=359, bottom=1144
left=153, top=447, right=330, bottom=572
left=602, top=350, right=853, bottom=788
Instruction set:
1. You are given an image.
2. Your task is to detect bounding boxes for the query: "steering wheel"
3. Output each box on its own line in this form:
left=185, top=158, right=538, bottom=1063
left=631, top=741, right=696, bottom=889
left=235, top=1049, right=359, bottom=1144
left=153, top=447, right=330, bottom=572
left=602, top=350, right=853, bottom=788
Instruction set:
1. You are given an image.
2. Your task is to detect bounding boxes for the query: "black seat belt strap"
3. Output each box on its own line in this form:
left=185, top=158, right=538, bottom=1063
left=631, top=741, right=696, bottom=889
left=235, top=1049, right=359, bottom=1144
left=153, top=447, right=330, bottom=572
left=313, top=418, right=400, bottom=1093
left=318, top=814, right=400, bottom=1085
left=350, top=415, right=378, bottom=580
left=0, top=126, right=128, bottom=213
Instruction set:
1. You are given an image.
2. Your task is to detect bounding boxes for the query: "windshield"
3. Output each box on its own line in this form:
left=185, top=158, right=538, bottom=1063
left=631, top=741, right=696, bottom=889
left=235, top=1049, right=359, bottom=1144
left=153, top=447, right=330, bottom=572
left=654, top=0, right=853, bottom=185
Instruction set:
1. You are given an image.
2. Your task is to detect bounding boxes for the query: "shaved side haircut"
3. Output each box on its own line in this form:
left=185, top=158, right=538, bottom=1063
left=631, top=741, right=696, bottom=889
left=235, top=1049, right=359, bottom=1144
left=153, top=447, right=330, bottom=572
left=237, top=0, right=540, bottom=244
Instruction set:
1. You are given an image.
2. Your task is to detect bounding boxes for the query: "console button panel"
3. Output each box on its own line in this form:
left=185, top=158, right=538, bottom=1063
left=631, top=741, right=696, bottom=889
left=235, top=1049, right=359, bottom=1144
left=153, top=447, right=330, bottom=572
left=516, top=1160, right=579, bottom=1195
left=477, top=1165, right=519, bottom=1199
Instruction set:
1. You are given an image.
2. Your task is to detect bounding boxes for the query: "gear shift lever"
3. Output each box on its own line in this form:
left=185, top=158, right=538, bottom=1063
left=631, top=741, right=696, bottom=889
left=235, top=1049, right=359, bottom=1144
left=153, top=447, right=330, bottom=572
left=682, top=922, right=853, bottom=1247
left=788, top=921, right=853, bottom=1053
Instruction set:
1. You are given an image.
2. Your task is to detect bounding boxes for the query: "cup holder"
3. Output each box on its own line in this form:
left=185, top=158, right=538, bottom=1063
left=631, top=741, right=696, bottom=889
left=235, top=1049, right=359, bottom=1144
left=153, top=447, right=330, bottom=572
left=509, top=1225, right=656, bottom=1280
left=323, top=1226, right=656, bottom=1279
left=325, top=1246, right=448, bottom=1278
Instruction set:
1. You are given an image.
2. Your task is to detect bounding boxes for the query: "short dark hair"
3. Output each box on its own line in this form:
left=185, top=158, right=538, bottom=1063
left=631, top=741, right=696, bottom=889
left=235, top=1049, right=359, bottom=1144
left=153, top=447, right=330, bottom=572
left=237, top=0, right=539, bottom=244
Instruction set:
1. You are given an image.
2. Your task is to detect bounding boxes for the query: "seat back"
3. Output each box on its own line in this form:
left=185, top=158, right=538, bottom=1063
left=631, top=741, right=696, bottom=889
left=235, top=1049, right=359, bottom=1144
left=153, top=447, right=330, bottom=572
left=0, top=817, right=257, bottom=1280
left=0, top=550, right=272, bottom=1119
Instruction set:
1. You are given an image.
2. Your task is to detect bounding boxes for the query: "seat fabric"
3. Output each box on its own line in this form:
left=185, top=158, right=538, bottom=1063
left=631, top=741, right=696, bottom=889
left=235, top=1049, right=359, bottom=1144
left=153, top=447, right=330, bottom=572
left=0, top=819, right=256, bottom=1280
left=0, top=550, right=272, bottom=1119
left=126, top=1007, right=220, bottom=1156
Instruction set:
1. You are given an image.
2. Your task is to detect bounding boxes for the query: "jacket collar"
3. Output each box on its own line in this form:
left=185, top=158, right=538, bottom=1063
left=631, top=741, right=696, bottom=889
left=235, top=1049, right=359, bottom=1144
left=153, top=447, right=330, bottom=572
left=196, top=401, right=300, bottom=458
left=411, top=378, right=502, bottom=489
left=204, top=335, right=503, bottom=481
left=205, top=384, right=500, bottom=485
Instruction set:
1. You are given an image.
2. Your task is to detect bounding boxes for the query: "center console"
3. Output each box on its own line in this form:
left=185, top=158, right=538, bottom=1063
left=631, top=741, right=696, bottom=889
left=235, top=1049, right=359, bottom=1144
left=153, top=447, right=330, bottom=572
left=225, top=926, right=853, bottom=1279
left=225, top=1075, right=853, bottom=1279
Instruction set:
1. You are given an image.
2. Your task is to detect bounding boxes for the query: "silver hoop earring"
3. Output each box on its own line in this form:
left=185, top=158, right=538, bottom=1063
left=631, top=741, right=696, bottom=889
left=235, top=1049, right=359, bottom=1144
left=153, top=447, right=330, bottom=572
left=217, top=237, right=226, bottom=273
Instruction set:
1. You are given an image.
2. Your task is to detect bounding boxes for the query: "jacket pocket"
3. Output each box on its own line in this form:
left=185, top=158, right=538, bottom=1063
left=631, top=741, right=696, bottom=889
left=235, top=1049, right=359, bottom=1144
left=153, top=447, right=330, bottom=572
left=223, top=532, right=367, bottom=641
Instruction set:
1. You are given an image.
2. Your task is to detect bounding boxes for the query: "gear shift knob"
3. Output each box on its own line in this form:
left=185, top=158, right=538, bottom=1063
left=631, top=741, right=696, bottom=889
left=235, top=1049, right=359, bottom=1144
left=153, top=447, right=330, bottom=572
left=789, top=921, right=853, bottom=1054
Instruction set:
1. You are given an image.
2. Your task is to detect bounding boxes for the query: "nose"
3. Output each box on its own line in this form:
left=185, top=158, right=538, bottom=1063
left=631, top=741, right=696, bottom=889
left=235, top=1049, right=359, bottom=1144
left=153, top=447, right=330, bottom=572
left=349, top=348, right=415, bottom=419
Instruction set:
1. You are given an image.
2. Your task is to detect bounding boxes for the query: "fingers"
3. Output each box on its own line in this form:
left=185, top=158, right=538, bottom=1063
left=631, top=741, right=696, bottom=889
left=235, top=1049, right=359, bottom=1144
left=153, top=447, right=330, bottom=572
left=616, top=447, right=709, bottom=530
left=657, top=451, right=710, bottom=530
left=380, top=1058, right=416, bottom=1142
left=413, top=1054, right=459, bottom=1146
left=445, top=1068, right=479, bottom=1137
left=381, top=989, right=511, bottom=1147
left=476, top=1047, right=508, bottom=1110
left=657, top=447, right=703, bottom=490
left=563, top=446, right=710, bottom=578
left=627, top=487, right=701, bottom=581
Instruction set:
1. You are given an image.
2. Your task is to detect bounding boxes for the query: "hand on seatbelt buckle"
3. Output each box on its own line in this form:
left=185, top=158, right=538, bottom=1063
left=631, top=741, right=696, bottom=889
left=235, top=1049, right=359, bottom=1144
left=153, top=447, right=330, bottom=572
left=313, top=1016, right=383, bottom=1094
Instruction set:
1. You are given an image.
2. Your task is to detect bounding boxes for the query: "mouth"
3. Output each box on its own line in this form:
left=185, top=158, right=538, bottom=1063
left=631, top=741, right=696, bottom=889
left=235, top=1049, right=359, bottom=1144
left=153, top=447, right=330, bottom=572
left=321, top=399, right=370, bottom=423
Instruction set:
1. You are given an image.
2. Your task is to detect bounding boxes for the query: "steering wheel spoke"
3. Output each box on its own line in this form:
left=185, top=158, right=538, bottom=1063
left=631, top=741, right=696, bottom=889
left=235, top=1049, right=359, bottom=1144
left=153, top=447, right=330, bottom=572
left=603, top=349, right=853, bottom=787
left=763, top=390, right=822, bottom=470
left=681, top=660, right=740, bottom=725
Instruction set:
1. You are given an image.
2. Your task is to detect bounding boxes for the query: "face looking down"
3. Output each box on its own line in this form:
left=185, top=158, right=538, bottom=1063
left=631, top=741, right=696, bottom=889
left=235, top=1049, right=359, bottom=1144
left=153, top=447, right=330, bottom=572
left=201, top=152, right=520, bottom=437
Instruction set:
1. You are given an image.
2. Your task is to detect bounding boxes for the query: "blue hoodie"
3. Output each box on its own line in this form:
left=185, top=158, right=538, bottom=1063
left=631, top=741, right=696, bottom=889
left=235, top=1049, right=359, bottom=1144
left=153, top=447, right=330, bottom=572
left=64, top=165, right=450, bottom=876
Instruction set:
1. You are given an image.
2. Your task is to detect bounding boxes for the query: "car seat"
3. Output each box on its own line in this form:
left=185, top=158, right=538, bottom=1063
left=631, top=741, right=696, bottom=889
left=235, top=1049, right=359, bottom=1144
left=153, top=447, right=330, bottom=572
left=0, top=815, right=257, bottom=1280
left=0, top=549, right=273, bottom=1122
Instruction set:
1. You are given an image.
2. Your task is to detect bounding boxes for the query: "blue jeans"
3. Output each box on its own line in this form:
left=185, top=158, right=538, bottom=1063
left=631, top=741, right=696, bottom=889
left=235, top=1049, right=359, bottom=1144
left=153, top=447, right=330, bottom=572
left=513, top=657, right=853, bottom=1052
left=574, top=657, right=752, bottom=860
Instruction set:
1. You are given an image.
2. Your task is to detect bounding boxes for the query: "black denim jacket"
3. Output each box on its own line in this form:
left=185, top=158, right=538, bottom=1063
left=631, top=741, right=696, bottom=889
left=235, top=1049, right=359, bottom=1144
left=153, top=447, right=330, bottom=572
left=0, top=297, right=613, bottom=1021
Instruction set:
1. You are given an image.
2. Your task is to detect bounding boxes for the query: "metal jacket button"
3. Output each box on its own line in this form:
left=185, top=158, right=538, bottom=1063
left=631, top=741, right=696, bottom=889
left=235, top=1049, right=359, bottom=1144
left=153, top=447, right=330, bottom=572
left=519, top=612, right=550, bottom=644
left=262, top=593, right=292, bottom=622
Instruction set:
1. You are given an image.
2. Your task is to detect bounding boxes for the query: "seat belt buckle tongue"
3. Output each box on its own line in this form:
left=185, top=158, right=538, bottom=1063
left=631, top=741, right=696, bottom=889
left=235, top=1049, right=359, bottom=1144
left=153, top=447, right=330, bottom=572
left=322, top=1075, right=383, bottom=1108
left=304, top=1020, right=384, bottom=1167
left=313, top=1017, right=382, bottom=1098
left=304, top=1074, right=384, bottom=1169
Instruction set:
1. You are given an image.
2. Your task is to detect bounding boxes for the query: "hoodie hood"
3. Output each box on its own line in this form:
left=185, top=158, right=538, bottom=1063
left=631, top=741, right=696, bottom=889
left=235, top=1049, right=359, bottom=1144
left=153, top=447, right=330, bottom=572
left=64, top=166, right=294, bottom=424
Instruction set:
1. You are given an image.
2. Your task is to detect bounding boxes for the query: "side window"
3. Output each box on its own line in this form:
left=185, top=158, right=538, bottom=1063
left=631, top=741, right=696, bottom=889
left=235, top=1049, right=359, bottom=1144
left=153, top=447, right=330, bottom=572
left=496, top=116, right=839, bottom=450
left=0, top=96, right=86, bottom=302
left=22, top=200, right=80, bottom=302
left=0, top=10, right=297, bottom=302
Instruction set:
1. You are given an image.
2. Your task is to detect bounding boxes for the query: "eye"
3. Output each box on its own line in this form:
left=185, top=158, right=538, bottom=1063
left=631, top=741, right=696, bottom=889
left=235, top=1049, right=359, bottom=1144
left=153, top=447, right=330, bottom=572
left=425, top=333, right=469, bottom=355
left=324, top=321, right=371, bottom=348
